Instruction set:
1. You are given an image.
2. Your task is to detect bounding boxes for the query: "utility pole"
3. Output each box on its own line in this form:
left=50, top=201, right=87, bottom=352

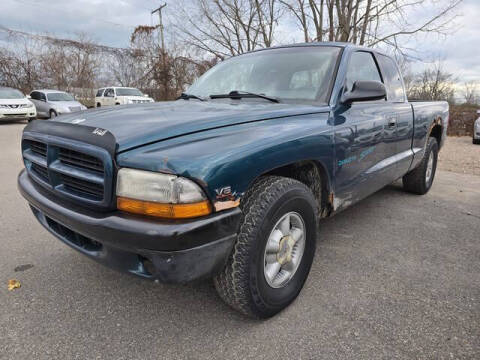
left=151, top=3, right=168, bottom=99
left=151, top=3, right=167, bottom=52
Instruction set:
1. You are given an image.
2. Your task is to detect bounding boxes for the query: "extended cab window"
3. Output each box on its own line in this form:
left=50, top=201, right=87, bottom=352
left=377, top=54, right=405, bottom=102
left=345, top=52, right=382, bottom=91
left=96, top=89, right=104, bottom=97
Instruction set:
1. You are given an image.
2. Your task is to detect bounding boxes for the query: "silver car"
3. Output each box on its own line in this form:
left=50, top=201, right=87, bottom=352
left=30, top=90, right=87, bottom=119
left=474, top=110, right=480, bottom=145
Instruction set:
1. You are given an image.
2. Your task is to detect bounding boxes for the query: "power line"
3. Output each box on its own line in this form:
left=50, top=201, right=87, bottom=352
left=0, top=25, right=129, bottom=53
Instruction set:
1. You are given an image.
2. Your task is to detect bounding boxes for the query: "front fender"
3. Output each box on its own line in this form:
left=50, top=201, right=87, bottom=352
left=116, top=112, right=334, bottom=207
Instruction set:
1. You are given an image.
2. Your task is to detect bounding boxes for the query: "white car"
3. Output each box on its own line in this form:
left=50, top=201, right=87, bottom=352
left=95, top=87, right=154, bottom=107
left=474, top=110, right=480, bottom=145
left=0, top=87, right=36, bottom=122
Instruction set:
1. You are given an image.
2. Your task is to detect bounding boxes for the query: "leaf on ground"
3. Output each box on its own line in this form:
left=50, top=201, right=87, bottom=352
left=8, top=279, right=21, bottom=291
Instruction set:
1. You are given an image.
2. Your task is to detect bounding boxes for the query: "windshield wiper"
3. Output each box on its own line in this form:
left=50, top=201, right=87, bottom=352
left=178, top=92, right=205, bottom=101
left=210, top=90, right=279, bottom=103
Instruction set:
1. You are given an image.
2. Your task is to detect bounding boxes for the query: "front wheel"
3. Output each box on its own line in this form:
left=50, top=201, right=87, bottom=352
left=214, top=176, right=318, bottom=318
left=49, top=110, right=57, bottom=119
left=403, top=137, right=438, bottom=195
left=473, top=138, right=480, bottom=145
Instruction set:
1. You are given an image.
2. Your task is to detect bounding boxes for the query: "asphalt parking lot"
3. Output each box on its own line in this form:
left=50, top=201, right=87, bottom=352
left=1, top=121, right=479, bottom=359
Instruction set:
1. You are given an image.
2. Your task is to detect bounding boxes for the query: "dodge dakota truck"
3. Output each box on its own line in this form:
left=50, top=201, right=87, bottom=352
left=18, top=43, right=448, bottom=318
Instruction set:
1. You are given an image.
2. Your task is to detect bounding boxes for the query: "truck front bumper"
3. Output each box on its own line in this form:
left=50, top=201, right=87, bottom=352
left=18, top=170, right=241, bottom=283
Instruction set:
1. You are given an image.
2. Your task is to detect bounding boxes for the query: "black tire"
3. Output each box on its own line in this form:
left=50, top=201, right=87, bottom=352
left=473, top=138, right=480, bottom=145
left=214, top=176, right=318, bottom=318
left=96, top=103, right=101, bottom=108
left=403, top=136, right=438, bottom=195
left=49, top=110, right=57, bottom=119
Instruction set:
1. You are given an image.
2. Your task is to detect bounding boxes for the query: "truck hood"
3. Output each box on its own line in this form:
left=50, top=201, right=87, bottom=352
left=55, top=100, right=329, bottom=152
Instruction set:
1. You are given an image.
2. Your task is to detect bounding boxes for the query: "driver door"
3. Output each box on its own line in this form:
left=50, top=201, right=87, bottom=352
left=333, top=51, right=398, bottom=209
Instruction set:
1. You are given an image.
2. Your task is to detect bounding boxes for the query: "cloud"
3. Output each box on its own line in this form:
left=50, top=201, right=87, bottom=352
left=1, top=0, right=479, bottom=83
left=1, top=0, right=155, bottom=46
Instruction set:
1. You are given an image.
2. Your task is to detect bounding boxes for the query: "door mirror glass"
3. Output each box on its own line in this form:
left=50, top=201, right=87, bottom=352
left=341, top=80, right=386, bottom=104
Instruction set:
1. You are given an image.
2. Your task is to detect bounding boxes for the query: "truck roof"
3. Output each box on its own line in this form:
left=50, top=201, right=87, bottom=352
left=248, top=41, right=391, bottom=57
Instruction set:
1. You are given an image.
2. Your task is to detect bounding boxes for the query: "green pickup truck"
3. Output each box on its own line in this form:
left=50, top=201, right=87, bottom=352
left=19, top=42, right=448, bottom=318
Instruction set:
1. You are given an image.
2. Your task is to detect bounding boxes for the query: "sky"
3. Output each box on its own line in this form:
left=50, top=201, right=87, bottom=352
left=1, top=0, right=479, bottom=87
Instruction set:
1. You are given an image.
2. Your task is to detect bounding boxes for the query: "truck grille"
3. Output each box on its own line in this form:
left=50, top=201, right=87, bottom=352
left=59, top=173, right=104, bottom=198
left=58, top=148, right=104, bottom=174
left=22, top=138, right=113, bottom=207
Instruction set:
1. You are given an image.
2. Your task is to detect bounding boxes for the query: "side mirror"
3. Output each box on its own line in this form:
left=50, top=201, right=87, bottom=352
left=341, top=80, right=386, bottom=104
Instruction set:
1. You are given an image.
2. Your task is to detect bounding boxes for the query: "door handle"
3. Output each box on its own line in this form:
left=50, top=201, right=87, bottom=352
left=387, top=117, right=397, bottom=128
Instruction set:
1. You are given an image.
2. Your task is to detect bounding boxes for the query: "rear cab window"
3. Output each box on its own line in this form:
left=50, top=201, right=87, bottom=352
left=376, top=54, right=406, bottom=102
left=96, top=89, right=105, bottom=97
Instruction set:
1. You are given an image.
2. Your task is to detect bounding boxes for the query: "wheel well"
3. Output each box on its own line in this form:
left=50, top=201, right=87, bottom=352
left=263, top=160, right=331, bottom=216
left=430, top=123, right=442, bottom=145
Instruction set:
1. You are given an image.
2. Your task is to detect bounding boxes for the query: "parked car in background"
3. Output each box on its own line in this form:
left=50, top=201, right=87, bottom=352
left=473, top=110, right=480, bottom=145
left=30, top=90, right=87, bottom=119
left=0, top=87, right=36, bottom=122
left=95, top=87, right=154, bottom=107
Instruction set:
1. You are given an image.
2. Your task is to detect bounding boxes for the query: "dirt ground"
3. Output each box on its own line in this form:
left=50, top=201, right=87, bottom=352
left=438, top=136, right=480, bottom=176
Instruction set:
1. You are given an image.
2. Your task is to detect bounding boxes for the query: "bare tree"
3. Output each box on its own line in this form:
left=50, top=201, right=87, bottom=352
left=461, top=81, right=478, bottom=105
left=408, top=62, right=456, bottom=102
left=173, top=0, right=282, bottom=59
left=0, top=36, right=43, bottom=93
left=280, top=0, right=462, bottom=53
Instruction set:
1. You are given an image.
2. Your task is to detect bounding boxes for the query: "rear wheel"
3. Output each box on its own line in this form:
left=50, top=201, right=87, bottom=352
left=473, top=138, right=480, bottom=145
left=214, top=176, right=318, bottom=318
left=403, top=137, right=438, bottom=195
left=96, top=103, right=101, bottom=108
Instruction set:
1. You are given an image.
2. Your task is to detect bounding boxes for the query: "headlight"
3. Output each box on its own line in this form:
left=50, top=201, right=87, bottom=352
left=116, top=168, right=211, bottom=219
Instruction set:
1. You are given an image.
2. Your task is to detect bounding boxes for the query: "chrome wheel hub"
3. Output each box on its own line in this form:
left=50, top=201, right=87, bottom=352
left=263, top=212, right=306, bottom=288
left=425, top=152, right=434, bottom=185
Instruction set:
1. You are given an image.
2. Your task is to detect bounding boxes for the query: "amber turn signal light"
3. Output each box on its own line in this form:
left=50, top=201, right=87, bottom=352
left=117, top=197, right=212, bottom=219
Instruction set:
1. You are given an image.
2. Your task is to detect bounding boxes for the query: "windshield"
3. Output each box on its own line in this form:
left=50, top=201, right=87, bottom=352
left=0, top=88, right=25, bottom=99
left=116, top=88, right=143, bottom=96
left=187, top=46, right=341, bottom=103
left=47, top=92, right=75, bottom=101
